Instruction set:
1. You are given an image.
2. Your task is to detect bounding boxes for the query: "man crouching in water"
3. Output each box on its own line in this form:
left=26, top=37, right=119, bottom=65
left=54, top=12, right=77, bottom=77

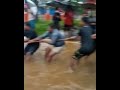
left=28, top=24, right=65, bottom=63
left=24, top=24, right=40, bottom=60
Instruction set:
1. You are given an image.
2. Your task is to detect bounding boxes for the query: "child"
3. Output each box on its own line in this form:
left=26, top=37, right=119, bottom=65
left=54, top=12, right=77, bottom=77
left=64, top=17, right=96, bottom=71
left=28, top=24, right=65, bottom=63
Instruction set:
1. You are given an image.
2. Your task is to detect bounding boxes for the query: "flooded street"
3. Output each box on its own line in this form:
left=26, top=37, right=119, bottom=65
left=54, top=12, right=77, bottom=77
left=24, top=42, right=96, bottom=90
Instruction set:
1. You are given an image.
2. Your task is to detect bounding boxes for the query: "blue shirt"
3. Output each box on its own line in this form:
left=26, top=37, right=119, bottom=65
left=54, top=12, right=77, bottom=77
left=38, top=29, right=65, bottom=47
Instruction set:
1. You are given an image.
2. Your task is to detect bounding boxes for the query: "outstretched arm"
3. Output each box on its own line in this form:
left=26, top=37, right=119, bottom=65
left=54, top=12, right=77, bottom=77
left=40, top=33, right=58, bottom=45
left=27, top=32, right=49, bottom=44
left=59, top=36, right=80, bottom=41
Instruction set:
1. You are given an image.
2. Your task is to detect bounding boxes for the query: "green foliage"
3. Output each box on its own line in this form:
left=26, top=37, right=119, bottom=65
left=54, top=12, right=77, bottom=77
left=35, top=19, right=80, bottom=35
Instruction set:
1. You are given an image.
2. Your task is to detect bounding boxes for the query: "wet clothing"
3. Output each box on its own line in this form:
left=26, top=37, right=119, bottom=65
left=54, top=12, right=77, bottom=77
left=38, top=29, right=65, bottom=47
left=24, top=30, right=39, bottom=55
left=73, top=25, right=96, bottom=60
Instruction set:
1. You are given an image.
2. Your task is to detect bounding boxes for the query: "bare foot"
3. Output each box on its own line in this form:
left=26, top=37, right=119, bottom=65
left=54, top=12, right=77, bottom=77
left=65, top=68, right=74, bottom=73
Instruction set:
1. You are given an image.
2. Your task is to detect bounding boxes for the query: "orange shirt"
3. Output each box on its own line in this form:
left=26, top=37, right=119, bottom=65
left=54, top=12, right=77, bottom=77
left=24, top=11, right=29, bottom=22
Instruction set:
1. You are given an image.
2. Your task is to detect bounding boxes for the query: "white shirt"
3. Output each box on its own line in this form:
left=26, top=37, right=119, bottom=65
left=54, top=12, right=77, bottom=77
left=25, top=0, right=38, bottom=21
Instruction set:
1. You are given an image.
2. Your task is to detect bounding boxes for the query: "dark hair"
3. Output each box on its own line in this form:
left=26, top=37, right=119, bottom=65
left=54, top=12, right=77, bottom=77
left=81, top=17, right=90, bottom=24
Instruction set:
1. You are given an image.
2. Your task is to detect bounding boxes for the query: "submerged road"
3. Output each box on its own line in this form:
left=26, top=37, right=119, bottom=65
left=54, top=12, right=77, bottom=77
left=24, top=42, right=96, bottom=90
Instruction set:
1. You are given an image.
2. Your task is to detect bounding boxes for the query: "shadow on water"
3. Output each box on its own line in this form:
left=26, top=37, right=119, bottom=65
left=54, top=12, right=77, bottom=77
left=24, top=41, right=96, bottom=90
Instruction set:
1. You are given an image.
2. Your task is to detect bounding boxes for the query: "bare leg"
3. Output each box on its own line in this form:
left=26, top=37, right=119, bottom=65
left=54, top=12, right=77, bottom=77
left=69, top=58, right=79, bottom=71
left=24, top=52, right=32, bottom=61
left=46, top=46, right=63, bottom=63
left=46, top=53, right=57, bottom=63
left=44, top=47, right=52, bottom=60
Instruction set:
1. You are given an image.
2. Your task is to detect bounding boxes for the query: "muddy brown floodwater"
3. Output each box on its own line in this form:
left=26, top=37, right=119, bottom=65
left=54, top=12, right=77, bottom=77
left=24, top=41, right=96, bottom=90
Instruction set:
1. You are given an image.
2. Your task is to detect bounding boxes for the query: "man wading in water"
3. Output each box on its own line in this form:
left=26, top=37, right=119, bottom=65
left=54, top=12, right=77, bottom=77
left=63, top=17, right=96, bottom=71
left=28, top=24, right=65, bottom=63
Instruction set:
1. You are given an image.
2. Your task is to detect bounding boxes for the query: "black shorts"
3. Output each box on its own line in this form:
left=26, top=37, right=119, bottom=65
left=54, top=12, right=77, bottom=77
left=72, top=45, right=96, bottom=60
left=24, top=43, right=39, bottom=55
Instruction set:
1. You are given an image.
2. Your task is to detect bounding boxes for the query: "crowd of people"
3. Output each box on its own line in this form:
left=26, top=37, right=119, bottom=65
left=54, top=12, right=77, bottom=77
left=24, top=0, right=96, bottom=71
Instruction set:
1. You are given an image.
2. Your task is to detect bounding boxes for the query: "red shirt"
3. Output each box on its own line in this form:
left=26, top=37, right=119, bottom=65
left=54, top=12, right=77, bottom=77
left=64, top=11, right=74, bottom=25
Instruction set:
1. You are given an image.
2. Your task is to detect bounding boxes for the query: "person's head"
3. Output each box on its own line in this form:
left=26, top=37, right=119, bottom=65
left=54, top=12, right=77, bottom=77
left=48, top=24, right=60, bottom=32
left=80, top=17, right=90, bottom=26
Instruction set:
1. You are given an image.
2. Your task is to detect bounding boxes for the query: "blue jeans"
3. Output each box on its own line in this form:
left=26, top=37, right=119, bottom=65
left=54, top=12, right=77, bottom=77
left=28, top=20, right=36, bottom=30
